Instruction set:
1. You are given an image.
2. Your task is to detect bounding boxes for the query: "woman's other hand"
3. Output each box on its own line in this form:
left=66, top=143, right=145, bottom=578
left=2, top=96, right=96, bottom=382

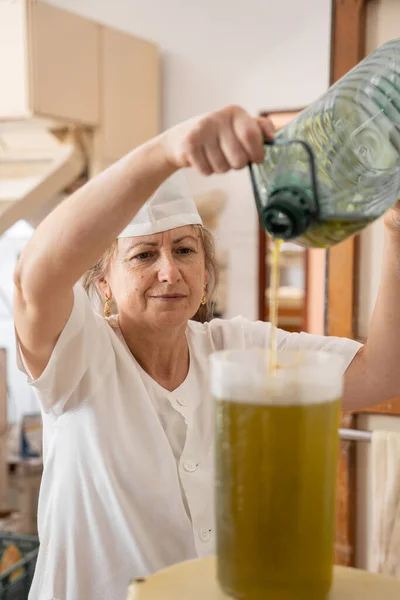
left=384, top=198, right=400, bottom=237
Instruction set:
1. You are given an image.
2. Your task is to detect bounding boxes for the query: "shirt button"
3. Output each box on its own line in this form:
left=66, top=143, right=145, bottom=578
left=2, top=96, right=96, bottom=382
left=176, top=396, right=187, bottom=406
left=199, top=528, right=211, bottom=542
left=183, top=460, right=198, bottom=472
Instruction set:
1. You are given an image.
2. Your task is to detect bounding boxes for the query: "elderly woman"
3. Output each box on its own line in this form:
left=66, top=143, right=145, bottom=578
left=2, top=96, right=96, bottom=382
left=14, top=106, right=400, bottom=600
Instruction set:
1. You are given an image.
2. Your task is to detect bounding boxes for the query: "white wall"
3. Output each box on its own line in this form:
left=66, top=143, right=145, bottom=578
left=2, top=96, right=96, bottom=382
left=46, top=0, right=333, bottom=319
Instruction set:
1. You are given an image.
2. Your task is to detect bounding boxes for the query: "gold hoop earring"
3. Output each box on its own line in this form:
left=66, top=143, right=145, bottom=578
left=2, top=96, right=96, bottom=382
left=104, top=294, right=112, bottom=318
left=201, top=285, right=208, bottom=306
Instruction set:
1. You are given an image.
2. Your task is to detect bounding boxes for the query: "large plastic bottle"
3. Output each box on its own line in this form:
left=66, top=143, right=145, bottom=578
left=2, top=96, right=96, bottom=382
left=250, top=38, right=400, bottom=248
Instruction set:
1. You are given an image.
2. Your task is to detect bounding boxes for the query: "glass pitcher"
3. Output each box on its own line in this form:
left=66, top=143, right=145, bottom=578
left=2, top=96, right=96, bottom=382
left=211, top=349, right=344, bottom=600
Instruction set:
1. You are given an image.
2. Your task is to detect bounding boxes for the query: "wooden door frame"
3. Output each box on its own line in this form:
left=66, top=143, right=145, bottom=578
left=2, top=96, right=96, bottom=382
left=328, top=0, right=367, bottom=341
left=329, top=0, right=368, bottom=568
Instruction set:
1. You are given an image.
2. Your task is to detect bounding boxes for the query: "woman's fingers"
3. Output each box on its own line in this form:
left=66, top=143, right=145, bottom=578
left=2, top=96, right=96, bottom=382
left=232, top=114, right=266, bottom=164
left=186, top=143, right=213, bottom=176
left=163, top=105, right=274, bottom=174
left=204, top=136, right=231, bottom=173
left=218, top=119, right=251, bottom=170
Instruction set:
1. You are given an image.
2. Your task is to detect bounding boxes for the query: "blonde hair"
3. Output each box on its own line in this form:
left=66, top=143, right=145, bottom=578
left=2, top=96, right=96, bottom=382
left=81, top=225, right=219, bottom=323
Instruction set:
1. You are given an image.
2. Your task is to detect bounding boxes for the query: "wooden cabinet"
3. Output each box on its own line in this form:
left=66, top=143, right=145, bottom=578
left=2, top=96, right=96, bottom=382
left=0, top=0, right=100, bottom=126
left=92, top=26, right=160, bottom=173
left=0, top=1, right=160, bottom=146
left=30, top=1, right=100, bottom=126
left=0, top=0, right=160, bottom=234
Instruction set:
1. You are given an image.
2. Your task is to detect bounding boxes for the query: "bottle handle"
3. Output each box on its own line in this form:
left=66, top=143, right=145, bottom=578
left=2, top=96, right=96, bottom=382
left=249, top=138, right=321, bottom=238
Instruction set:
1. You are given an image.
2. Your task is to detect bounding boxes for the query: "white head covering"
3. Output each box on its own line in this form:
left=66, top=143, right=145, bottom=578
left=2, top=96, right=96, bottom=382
left=118, top=171, right=202, bottom=238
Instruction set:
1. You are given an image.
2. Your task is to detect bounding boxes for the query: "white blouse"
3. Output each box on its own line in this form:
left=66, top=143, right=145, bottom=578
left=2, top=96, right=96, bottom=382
left=17, top=284, right=361, bottom=600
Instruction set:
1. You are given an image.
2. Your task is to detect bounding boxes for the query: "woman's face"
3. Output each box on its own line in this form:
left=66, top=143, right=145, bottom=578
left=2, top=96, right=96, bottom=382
left=102, top=226, right=207, bottom=330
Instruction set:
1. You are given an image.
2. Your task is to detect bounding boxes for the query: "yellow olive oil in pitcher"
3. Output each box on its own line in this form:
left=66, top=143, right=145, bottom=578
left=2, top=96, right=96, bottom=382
left=215, top=396, right=340, bottom=600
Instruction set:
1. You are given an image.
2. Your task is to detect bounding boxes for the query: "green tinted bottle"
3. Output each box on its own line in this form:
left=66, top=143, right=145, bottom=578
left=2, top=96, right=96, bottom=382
left=250, top=38, right=400, bottom=248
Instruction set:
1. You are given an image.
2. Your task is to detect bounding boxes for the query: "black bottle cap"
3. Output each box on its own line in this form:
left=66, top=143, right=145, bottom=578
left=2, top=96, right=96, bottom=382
left=261, top=187, right=313, bottom=240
